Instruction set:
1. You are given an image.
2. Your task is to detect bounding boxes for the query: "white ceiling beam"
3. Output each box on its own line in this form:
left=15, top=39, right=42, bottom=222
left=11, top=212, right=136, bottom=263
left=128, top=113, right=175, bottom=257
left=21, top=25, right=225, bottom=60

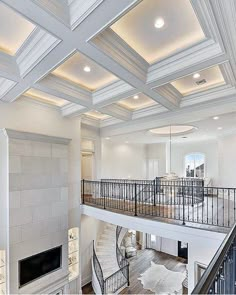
left=2, top=0, right=72, bottom=40
left=35, top=74, right=92, bottom=107
left=61, top=103, right=88, bottom=117
left=100, top=91, right=236, bottom=137
left=99, top=104, right=132, bottom=121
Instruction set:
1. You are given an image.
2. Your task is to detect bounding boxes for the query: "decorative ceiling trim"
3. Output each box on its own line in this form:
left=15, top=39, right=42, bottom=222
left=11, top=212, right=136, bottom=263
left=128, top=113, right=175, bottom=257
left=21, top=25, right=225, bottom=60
left=36, top=74, right=92, bottom=107
left=69, top=0, right=104, bottom=30
left=0, top=52, right=19, bottom=82
left=100, top=93, right=236, bottom=137
left=93, top=79, right=134, bottom=106
left=210, top=0, right=236, bottom=76
left=147, top=39, right=223, bottom=84
left=100, top=103, right=132, bottom=121
left=90, top=27, right=149, bottom=82
left=61, top=102, right=88, bottom=117
left=181, top=84, right=236, bottom=108
left=32, top=0, right=70, bottom=28
left=153, top=84, right=182, bottom=106
left=0, top=77, right=17, bottom=100
left=132, top=104, right=167, bottom=120
left=16, top=27, right=61, bottom=78
left=219, top=61, right=236, bottom=86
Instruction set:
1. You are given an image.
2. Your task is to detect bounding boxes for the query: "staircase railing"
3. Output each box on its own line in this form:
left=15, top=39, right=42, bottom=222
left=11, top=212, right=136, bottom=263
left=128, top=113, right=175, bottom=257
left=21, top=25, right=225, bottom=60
left=92, top=227, right=129, bottom=294
left=192, top=221, right=236, bottom=294
left=92, top=241, right=105, bottom=294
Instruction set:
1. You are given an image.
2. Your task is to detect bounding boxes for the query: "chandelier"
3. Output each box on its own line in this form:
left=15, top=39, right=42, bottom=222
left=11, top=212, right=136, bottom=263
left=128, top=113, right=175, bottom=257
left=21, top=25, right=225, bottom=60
left=163, top=125, right=178, bottom=180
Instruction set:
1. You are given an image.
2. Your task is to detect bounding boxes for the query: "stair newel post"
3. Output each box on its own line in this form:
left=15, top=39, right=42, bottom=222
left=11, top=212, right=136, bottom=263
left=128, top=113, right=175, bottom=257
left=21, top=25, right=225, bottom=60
left=182, top=184, right=185, bottom=225
left=153, top=179, right=156, bottom=206
left=103, top=181, right=106, bottom=209
left=191, top=181, right=194, bottom=207
left=134, top=183, right=137, bottom=216
left=82, top=179, right=85, bottom=204
left=127, top=263, right=130, bottom=286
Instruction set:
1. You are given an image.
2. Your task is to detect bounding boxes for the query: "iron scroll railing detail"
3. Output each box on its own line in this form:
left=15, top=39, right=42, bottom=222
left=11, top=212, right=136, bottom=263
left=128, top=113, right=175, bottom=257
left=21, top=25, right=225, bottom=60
left=82, top=179, right=236, bottom=228
left=92, top=241, right=105, bottom=294
left=192, top=222, right=236, bottom=294
left=92, top=227, right=129, bottom=294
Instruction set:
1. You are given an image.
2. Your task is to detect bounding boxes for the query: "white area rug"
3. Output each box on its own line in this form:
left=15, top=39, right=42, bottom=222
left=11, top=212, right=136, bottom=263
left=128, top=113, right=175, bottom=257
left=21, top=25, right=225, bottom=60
left=138, top=261, right=186, bottom=294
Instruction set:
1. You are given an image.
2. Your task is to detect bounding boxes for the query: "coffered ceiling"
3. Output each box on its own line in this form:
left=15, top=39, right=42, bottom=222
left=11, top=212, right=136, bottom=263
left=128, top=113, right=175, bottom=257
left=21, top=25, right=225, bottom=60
left=0, top=2, right=35, bottom=55
left=0, top=0, right=236, bottom=137
left=111, top=0, right=205, bottom=63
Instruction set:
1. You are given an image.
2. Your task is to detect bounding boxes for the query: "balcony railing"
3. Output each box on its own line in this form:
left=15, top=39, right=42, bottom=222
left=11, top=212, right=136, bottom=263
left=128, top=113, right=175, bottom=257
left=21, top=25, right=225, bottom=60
left=82, top=178, right=236, bottom=228
left=192, top=222, right=236, bottom=294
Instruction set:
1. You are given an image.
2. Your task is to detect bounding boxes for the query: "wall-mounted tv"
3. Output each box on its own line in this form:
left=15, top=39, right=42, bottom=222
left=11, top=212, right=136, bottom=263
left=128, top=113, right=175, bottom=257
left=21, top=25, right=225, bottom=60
left=19, top=246, right=62, bottom=288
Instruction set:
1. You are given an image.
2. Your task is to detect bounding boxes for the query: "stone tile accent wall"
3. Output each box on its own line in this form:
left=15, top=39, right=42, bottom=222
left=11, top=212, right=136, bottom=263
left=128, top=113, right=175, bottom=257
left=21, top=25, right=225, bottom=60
left=8, top=138, right=69, bottom=294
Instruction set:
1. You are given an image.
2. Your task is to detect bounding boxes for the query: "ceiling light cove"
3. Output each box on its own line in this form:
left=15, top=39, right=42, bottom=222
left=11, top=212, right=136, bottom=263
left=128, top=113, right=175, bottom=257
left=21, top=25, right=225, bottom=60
left=149, top=125, right=197, bottom=136
left=83, top=66, right=91, bottom=72
left=154, top=17, right=165, bottom=29
left=193, top=73, right=200, bottom=79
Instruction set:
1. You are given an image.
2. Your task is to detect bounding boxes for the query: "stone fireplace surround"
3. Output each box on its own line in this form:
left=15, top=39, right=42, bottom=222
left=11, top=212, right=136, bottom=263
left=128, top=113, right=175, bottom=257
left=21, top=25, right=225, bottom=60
left=1, top=129, right=71, bottom=294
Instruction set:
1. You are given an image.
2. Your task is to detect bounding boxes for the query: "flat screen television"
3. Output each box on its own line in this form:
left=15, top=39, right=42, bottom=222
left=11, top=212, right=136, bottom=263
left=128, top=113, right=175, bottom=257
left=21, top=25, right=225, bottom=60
left=19, top=246, right=62, bottom=288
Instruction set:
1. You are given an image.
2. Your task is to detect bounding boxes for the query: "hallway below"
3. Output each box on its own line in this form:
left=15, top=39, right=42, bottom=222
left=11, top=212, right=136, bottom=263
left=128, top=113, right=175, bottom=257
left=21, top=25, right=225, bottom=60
left=82, top=249, right=187, bottom=294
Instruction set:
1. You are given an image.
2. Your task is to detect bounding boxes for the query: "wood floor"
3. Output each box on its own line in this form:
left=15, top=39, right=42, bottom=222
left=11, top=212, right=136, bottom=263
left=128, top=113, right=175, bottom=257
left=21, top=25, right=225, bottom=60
left=83, top=195, right=232, bottom=233
left=82, top=249, right=187, bottom=294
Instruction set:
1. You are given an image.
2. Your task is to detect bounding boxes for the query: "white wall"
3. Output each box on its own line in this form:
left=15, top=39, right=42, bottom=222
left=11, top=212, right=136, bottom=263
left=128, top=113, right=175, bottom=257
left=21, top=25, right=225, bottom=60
left=80, top=215, right=105, bottom=286
left=171, top=140, right=219, bottom=185
left=101, top=141, right=146, bottom=179
left=81, top=124, right=101, bottom=180
left=146, top=143, right=166, bottom=177
left=218, top=134, right=236, bottom=187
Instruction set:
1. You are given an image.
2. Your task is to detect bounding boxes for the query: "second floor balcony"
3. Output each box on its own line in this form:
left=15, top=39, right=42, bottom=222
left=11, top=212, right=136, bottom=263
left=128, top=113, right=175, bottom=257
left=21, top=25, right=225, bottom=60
left=81, top=177, right=236, bottom=232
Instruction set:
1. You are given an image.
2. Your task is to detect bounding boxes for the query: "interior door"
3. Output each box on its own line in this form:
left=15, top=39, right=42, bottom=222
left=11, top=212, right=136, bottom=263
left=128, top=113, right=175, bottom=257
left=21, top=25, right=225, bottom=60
left=147, top=159, right=159, bottom=179
left=81, top=153, right=94, bottom=180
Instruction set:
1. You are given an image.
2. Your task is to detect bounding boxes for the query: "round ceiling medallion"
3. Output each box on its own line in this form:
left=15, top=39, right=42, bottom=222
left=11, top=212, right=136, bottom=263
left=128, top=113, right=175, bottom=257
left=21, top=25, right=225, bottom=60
left=149, top=125, right=197, bottom=136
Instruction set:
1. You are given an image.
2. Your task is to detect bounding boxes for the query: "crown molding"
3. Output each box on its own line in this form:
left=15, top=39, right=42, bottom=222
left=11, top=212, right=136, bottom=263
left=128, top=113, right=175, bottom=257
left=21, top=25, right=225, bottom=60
left=132, top=104, right=167, bottom=120
left=153, top=84, right=182, bottom=107
left=32, top=0, right=70, bottom=27
left=147, top=39, right=223, bottom=84
left=90, top=27, right=149, bottom=82
left=210, top=0, right=236, bottom=76
left=100, top=103, right=132, bottom=121
left=69, top=0, right=104, bottom=30
left=61, top=102, right=88, bottom=117
left=36, top=74, right=92, bottom=107
left=5, top=129, right=71, bottom=144
left=0, top=77, right=17, bottom=100
left=181, top=84, right=236, bottom=108
left=16, top=27, right=61, bottom=78
left=100, top=94, right=236, bottom=137
left=93, top=79, right=134, bottom=106
left=0, top=51, right=19, bottom=82
left=219, top=61, right=236, bottom=86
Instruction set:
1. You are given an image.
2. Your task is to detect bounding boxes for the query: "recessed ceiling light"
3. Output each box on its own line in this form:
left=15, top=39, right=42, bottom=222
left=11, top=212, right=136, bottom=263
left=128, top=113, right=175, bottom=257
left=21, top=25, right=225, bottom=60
left=154, top=18, right=165, bottom=29
left=125, top=141, right=129, bottom=144
left=105, top=137, right=110, bottom=140
left=133, top=95, right=139, bottom=99
left=83, top=66, right=91, bottom=72
left=217, top=127, right=223, bottom=130
left=193, top=73, right=200, bottom=79
left=213, top=116, right=219, bottom=120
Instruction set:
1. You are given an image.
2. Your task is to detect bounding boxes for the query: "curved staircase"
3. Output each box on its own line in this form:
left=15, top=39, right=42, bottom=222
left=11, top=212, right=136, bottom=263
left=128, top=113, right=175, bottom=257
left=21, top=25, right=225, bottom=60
left=92, top=224, right=129, bottom=294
